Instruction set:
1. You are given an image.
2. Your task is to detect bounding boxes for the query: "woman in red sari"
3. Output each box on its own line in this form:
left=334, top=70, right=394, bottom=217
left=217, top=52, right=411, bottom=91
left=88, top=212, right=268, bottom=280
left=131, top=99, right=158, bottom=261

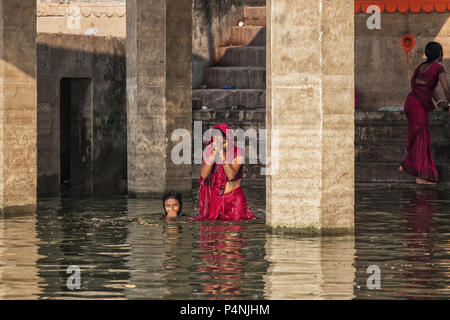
left=399, top=42, right=450, bottom=185
left=194, top=123, right=256, bottom=220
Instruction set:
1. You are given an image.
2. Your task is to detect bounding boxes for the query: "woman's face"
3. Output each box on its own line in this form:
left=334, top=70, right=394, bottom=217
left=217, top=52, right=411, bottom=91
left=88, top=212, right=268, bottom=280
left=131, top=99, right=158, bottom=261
left=164, top=198, right=180, bottom=218
left=213, top=135, right=227, bottom=149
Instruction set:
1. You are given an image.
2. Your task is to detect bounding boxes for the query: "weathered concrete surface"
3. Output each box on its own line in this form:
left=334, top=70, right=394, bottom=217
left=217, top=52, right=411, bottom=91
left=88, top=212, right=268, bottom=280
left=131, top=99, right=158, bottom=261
left=266, top=0, right=354, bottom=235
left=355, top=12, right=450, bottom=111
left=127, top=0, right=192, bottom=198
left=193, top=89, right=265, bottom=110
left=37, top=1, right=126, bottom=37
left=0, top=0, right=37, bottom=214
left=205, top=66, right=266, bottom=89
left=355, top=111, right=450, bottom=187
left=37, top=33, right=126, bottom=195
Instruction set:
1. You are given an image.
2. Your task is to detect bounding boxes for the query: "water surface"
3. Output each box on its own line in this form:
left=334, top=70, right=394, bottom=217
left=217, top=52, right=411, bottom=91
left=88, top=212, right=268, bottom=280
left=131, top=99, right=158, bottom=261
left=0, top=188, right=449, bottom=299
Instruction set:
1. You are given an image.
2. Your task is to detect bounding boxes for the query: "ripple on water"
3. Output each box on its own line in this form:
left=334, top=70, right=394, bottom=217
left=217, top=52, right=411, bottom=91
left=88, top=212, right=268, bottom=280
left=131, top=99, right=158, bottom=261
left=0, top=188, right=449, bottom=299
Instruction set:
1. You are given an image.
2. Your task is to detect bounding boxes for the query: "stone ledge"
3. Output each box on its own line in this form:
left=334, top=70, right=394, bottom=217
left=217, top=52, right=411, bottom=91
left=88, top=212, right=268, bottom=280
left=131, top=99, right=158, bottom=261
left=0, top=205, right=37, bottom=217
left=37, top=3, right=126, bottom=18
left=356, top=182, right=446, bottom=190
left=355, top=110, right=450, bottom=122
left=266, top=225, right=354, bottom=237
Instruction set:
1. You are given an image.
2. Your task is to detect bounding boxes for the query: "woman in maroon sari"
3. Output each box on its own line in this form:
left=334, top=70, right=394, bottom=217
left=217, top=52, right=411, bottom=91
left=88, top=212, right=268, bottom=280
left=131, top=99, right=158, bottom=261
left=399, top=42, right=450, bottom=184
left=194, top=123, right=256, bottom=220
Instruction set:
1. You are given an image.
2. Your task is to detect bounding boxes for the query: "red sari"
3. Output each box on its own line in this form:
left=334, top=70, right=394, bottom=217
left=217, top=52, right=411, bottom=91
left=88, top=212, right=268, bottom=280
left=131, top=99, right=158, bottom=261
left=194, top=123, right=256, bottom=221
left=401, top=62, right=445, bottom=182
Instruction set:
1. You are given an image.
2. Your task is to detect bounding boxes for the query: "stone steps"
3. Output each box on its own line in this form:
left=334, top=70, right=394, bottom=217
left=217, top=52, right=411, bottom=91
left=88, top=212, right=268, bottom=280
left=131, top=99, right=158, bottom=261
left=230, top=26, right=266, bottom=46
left=193, top=109, right=266, bottom=125
left=217, top=46, right=266, bottom=67
left=356, top=141, right=450, bottom=163
left=192, top=89, right=265, bottom=110
left=204, top=66, right=265, bottom=89
left=355, top=111, right=450, bottom=185
left=193, top=6, right=266, bottom=110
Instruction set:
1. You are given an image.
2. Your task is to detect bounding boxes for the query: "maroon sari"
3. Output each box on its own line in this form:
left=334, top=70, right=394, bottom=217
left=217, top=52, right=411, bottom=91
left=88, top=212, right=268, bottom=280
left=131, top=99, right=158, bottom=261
left=401, top=61, right=445, bottom=182
left=194, top=123, right=256, bottom=221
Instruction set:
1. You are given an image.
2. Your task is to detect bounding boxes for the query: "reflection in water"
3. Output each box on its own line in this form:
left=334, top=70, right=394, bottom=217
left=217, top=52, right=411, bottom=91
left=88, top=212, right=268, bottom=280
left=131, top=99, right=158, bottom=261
left=196, top=223, right=246, bottom=299
left=354, top=189, right=450, bottom=299
left=124, top=199, right=167, bottom=299
left=264, top=234, right=356, bottom=299
left=0, top=213, right=43, bottom=299
left=36, top=196, right=131, bottom=299
left=1, top=188, right=450, bottom=299
left=401, top=191, right=441, bottom=299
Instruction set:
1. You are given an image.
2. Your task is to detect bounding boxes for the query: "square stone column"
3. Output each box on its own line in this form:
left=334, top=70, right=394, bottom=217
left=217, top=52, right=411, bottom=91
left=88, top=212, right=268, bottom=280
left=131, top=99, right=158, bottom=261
left=126, top=0, right=192, bottom=197
left=0, top=0, right=37, bottom=214
left=266, top=0, right=354, bottom=234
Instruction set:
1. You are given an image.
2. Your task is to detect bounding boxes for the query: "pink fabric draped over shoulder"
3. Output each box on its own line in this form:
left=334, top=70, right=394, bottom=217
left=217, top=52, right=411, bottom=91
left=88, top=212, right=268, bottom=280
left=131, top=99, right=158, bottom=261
left=194, top=123, right=256, bottom=221
left=401, top=62, right=445, bottom=182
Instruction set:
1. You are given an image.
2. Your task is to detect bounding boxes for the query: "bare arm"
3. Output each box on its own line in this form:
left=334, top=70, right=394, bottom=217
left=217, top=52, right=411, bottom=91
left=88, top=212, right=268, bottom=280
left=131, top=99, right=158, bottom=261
left=432, top=91, right=445, bottom=110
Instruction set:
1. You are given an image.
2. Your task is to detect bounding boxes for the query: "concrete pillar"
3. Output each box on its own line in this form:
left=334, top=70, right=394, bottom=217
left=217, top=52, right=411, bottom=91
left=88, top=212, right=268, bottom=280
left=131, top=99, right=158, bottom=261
left=126, top=0, right=192, bottom=198
left=266, top=0, right=354, bottom=234
left=0, top=0, right=37, bottom=214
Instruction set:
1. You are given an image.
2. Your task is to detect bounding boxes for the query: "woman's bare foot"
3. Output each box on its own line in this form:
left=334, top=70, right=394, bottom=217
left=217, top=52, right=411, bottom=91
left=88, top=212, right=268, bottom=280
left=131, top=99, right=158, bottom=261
left=416, top=178, right=437, bottom=185
left=398, top=165, right=404, bottom=172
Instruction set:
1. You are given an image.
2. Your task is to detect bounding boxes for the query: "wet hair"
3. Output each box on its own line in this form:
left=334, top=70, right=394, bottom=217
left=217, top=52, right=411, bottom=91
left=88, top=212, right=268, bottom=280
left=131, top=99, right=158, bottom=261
left=425, top=42, right=443, bottom=62
left=162, top=191, right=183, bottom=216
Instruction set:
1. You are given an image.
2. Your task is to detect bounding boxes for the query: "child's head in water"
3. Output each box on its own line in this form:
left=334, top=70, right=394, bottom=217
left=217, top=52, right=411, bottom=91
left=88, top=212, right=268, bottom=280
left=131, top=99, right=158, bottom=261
left=162, top=191, right=183, bottom=218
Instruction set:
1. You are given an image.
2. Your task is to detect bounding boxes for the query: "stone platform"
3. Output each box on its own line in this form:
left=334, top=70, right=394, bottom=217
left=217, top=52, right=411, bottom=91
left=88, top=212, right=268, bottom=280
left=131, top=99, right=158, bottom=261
left=355, top=111, right=450, bottom=188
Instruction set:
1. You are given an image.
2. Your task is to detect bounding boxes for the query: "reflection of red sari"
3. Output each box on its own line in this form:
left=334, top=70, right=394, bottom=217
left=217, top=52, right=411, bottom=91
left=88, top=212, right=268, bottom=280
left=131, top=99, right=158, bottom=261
left=401, top=62, right=445, bottom=182
left=401, top=191, right=437, bottom=291
left=195, top=123, right=256, bottom=221
left=197, top=223, right=246, bottom=298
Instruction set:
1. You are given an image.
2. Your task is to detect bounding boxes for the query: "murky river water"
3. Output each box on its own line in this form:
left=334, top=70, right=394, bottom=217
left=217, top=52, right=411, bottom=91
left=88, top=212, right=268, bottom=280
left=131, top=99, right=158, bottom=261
left=0, top=187, right=449, bottom=299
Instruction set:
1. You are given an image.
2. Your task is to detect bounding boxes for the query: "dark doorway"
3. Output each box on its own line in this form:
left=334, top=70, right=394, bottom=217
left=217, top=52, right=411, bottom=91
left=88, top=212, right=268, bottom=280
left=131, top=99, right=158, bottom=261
left=60, top=78, right=93, bottom=194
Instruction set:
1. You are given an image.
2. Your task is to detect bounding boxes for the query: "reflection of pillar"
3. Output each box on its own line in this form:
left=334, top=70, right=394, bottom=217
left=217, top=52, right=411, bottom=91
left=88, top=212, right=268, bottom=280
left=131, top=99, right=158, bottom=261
left=266, top=0, right=354, bottom=234
left=124, top=199, right=168, bottom=299
left=0, top=215, right=43, bottom=299
left=264, top=234, right=355, bottom=299
left=126, top=0, right=192, bottom=198
left=320, top=237, right=356, bottom=300
left=0, top=0, right=37, bottom=213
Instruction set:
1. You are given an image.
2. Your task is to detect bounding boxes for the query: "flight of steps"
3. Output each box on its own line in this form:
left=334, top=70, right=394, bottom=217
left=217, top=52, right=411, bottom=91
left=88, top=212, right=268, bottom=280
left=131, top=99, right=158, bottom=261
left=355, top=111, right=450, bottom=188
left=192, top=6, right=267, bottom=191
left=192, top=6, right=266, bottom=112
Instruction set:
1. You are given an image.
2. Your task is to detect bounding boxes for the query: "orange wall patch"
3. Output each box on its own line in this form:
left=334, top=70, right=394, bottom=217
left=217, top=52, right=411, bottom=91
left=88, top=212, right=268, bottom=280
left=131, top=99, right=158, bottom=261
left=355, top=1, right=450, bottom=13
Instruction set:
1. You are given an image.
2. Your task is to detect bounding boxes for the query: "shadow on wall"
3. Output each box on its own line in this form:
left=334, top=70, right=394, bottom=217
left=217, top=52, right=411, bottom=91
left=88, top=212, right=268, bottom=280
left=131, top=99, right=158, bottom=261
left=37, top=33, right=127, bottom=197
left=355, top=12, right=450, bottom=111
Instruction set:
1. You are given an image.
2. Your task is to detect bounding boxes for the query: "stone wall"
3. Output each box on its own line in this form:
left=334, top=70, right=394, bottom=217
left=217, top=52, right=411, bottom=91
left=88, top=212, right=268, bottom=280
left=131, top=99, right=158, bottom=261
left=37, top=1, right=267, bottom=89
left=37, top=1, right=126, bottom=37
left=37, top=33, right=126, bottom=195
left=355, top=11, right=450, bottom=111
